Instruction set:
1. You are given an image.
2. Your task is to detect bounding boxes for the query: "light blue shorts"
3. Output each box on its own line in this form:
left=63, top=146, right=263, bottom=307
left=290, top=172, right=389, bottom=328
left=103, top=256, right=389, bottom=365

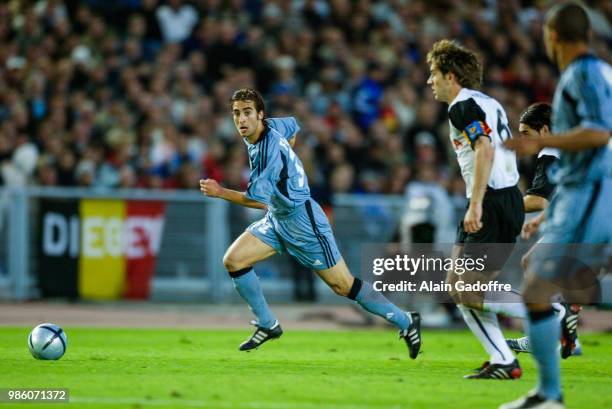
left=247, top=199, right=341, bottom=270
left=530, top=178, right=612, bottom=279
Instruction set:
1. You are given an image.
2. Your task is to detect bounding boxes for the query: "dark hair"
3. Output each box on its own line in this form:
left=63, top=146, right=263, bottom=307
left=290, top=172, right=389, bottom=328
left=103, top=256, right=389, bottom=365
left=229, top=88, right=266, bottom=116
left=519, top=102, right=552, bottom=131
left=545, top=2, right=590, bottom=43
left=426, top=39, right=482, bottom=89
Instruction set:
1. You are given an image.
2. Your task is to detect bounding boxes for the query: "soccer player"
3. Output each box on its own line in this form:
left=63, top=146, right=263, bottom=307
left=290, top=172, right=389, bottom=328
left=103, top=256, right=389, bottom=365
left=426, top=40, right=525, bottom=379
left=501, top=3, right=611, bottom=409
left=200, top=88, right=422, bottom=357
left=505, top=103, right=581, bottom=357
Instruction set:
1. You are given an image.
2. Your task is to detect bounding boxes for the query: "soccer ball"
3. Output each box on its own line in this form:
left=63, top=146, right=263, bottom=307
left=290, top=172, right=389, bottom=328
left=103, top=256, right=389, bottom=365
left=28, top=323, right=67, bottom=360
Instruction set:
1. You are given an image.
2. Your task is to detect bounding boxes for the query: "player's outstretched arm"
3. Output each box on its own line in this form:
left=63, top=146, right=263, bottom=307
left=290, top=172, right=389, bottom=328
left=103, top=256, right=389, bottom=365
left=199, top=179, right=267, bottom=210
left=505, top=128, right=609, bottom=156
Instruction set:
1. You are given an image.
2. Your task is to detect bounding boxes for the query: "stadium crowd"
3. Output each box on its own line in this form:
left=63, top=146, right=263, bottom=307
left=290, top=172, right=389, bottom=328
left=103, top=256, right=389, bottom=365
left=0, top=0, right=610, bottom=205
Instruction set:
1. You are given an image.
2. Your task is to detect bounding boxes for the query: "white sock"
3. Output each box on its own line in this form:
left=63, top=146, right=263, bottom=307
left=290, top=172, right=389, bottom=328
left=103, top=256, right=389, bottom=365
left=552, top=302, right=565, bottom=323
left=482, top=289, right=527, bottom=319
left=458, top=305, right=515, bottom=365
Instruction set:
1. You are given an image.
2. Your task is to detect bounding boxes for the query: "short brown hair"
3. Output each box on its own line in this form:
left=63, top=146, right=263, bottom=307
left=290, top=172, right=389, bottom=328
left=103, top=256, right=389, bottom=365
left=545, top=2, right=590, bottom=43
left=229, top=88, right=266, bottom=116
left=519, top=102, right=552, bottom=131
left=426, top=40, right=482, bottom=89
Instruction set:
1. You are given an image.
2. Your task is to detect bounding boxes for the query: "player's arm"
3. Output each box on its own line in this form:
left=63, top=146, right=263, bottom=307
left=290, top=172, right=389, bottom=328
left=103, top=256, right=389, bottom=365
left=506, top=128, right=609, bottom=155
left=520, top=71, right=611, bottom=153
left=506, top=71, right=610, bottom=156
left=465, top=137, right=494, bottom=232
left=200, top=179, right=267, bottom=210
left=524, top=195, right=549, bottom=213
left=471, top=137, right=494, bottom=204
left=535, top=71, right=611, bottom=152
left=448, top=98, right=493, bottom=233
left=535, top=128, right=609, bottom=151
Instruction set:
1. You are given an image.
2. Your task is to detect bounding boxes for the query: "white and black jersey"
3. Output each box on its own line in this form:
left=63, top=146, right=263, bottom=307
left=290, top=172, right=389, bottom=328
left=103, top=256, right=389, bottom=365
left=526, top=148, right=560, bottom=200
left=448, top=88, right=519, bottom=199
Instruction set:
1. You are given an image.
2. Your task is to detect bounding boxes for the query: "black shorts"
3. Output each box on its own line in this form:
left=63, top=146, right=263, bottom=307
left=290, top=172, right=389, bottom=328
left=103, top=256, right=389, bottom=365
left=456, top=185, right=525, bottom=270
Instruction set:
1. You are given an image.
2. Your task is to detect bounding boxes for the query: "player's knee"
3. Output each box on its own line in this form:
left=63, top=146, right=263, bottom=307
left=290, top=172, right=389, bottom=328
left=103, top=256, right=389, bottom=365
left=223, top=252, right=244, bottom=272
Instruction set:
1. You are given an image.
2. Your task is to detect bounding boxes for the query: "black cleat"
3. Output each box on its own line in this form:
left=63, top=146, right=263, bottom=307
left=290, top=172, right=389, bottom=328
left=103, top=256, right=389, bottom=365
left=499, top=390, right=565, bottom=409
left=473, top=361, right=490, bottom=372
left=559, top=303, right=579, bottom=359
left=399, top=312, right=421, bottom=359
left=239, top=320, right=283, bottom=351
left=464, top=359, right=522, bottom=380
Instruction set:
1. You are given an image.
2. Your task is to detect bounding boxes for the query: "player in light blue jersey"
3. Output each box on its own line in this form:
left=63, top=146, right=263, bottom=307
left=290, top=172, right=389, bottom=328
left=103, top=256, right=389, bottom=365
left=200, top=88, right=421, bottom=357
left=502, top=3, right=611, bottom=409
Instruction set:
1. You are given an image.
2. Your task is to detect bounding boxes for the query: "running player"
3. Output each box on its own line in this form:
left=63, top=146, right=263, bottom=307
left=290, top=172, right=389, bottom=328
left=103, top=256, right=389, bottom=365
left=426, top=40, right=525, bottom=379
left=200, top=88, right=421, bottom=357
left=501, top=2, right=611, bottom=408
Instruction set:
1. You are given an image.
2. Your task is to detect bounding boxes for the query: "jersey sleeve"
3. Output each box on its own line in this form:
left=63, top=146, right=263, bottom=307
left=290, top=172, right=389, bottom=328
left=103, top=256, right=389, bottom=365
left=526, top=155, right=557, bottom=199
left=448, top=98, right=492, bottom=149
left=265, top=117, right=300, bottom=141
left=245, top=133, right=282, bottom=205
left=572, top=63, right=612, bottom=131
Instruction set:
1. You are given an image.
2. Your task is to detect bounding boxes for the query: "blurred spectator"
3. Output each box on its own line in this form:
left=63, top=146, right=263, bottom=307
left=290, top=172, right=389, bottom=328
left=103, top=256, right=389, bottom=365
left=0, top=0, right=608, bottom=205
left=156, top=0, right=198, bottom=44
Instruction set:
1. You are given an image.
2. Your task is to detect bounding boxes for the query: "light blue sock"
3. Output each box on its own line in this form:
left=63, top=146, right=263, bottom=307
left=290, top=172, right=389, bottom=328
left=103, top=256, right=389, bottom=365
left=527, top=310, right=561, bottom=400
left=231, top=268, right=276, bottom=329
left=351, top=279, right=411, bottom=330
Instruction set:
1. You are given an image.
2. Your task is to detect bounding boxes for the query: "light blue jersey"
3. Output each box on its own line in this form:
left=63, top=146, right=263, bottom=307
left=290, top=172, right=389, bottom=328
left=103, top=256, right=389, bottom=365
left=551, top=54, right=612, bottom=184
left=531, top=55, right=612, bottom=276
left=244, top=117, right=340, bottom=270
left=244, top=117, right=310, bottom=217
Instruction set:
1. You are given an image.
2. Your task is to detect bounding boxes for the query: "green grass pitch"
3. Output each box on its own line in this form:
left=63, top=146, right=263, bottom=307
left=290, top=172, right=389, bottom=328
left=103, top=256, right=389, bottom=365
left=0, top=327, right=610, bottom=409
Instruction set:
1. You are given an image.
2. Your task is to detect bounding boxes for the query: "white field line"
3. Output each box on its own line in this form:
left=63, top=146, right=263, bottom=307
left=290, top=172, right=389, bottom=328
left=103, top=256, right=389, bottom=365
left=70, top=396, right=405, bottom=409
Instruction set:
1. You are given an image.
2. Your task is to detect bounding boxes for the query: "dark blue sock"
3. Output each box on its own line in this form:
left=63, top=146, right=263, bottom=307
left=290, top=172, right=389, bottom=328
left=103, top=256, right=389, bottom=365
left=230, top=268, right=276, bottom=329
left=349, top=278, right=410, bottom=330
left=527, top=309, right=561, bottom=400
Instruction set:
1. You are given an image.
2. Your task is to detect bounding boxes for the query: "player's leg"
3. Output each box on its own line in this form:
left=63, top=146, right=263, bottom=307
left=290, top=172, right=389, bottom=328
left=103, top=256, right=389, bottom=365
left=224, top=230, right=277, bottom=327
left=513, top=273, right=562, bottom=407
left=448, top=246, right=518, bottom=376
left=279, top=199, right=421, bottom=358
left=502, top=179, right=611, bottom=409
left=448, top=194, right=520, bottom=378
left=505, top=183, right=603, bottom=406
left=463, top=188, right=528, bottom=320
left=506, top=238, right=582, bottom=355
left=225, top=213, right=288, bottom=348
left=315, top=257, right=422, bottom=359
left=315, top=257, right=411, bottom=329
left=452, top=288, right=520, bottom=378
left=225, top=226, right=286, bottom=351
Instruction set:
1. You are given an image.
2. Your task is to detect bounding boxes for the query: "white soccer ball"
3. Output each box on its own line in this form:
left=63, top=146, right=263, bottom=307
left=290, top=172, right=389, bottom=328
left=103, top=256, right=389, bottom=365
left=28, top=323, right=67, bottom=360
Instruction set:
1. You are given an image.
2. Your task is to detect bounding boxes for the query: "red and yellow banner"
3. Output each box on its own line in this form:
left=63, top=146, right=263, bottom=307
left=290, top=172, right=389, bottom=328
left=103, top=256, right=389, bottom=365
left=79, top=199, right=126, bottom=300
left=38, top=198, right=166, bottom=300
